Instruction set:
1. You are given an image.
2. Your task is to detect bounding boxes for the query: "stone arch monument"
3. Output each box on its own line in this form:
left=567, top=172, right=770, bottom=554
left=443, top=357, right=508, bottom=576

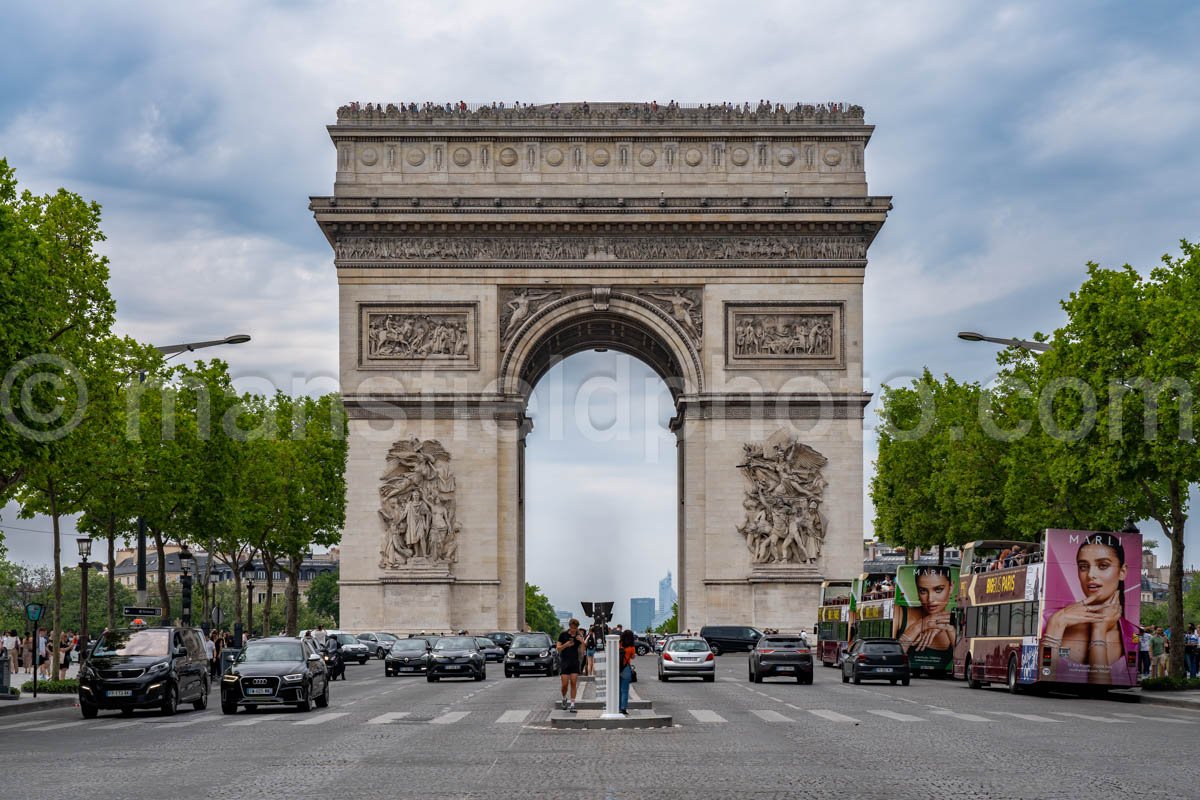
left=312, top=101, right=890, bottom=633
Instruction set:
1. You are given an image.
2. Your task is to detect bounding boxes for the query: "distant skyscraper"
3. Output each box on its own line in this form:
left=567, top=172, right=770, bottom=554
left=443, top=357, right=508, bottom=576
left=555, top=609, right=574, bottom=625
left=658, top=571, right=676, bottom=615
left=630, top=598, right=656, bottom=633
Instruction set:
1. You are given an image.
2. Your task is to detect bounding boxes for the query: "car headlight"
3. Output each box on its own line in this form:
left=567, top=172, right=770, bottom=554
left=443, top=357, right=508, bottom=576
left=538, top=650, right=550, bottom=658
left=506, top=652, right=516, bottom=660
left=283, top=673, right=304, bottom=682
left=222, top=674, right=239, bottom=683
left=471, top=653, right=481, bottom=660
left=148, top=662, right=169, bottom=675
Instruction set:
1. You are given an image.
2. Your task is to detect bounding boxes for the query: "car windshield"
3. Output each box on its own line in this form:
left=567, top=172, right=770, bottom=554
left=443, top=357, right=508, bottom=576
left=667, top=640, right=710, bottom=652
left=92, top=629, right=169, bottom=657
left=864, top=642, right=902, bottom=655
left=762, top=637, right=806, bottom=648
left=392, top=640, right=427, bottom=651
left=511, top=635, right=550, bottom=649
left=476, top=638, right=497, bottom=648
left=239, top=643, right=303, bottom=662
left=334, top=634, right=358, bottom=645
left=377, top=633, right=398, bottom=642
left=434, top=637, right=476, bottom=651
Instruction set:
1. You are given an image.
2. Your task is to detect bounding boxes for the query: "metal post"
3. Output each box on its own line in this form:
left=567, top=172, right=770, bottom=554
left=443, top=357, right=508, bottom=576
left=601, top=634, right=621, bottom=719
left=79, top=562, right=89, bottom=661
left=136, top=516, right=147, bottom=606
left=246, top=581, right=254, bottom=641
left=180, top=570, right=193, bottom=626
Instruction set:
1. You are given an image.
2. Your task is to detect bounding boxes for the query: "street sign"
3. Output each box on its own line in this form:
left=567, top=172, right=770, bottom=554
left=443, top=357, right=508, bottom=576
left=25, top=603, right=45, bottom=622
left=211, top=606, right=225, bottom=625
left=123, top=606, right=162, bottom=618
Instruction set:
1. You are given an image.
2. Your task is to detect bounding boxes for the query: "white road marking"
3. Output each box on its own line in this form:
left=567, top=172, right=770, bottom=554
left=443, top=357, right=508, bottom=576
left=808, top=710, right=860, bottom=723
left=688, top=710, right=726, bottom=723
left=430, top=711, right=470, bottom=725
left=989, top=711, right=1061, bottom=723
left=158, top=714, right=219, bottom=728
left=929, top=709, right=990, bottom=722
left=26, top=720, right=88, bottom=732
left=496, top=709, right=530, bottom=724
left=91, top=720, right=143, bottom=730
left=367, top=712, right=411, bottom=724
left=1051, top=712, right=1132, bottom=724
left=1112, top=712, right=1195, bottom=724
left=750, top=709, right=792, bottom=723
left=295, top=712, right=350, bottom=725
left=868, top=710, right=926, bottom=723
left=224, top=716, right=285, bottom=726
left=0, top=719, right=51, bottom=732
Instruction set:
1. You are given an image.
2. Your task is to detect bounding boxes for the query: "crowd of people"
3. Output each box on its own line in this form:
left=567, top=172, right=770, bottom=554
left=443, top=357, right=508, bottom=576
left=0, top=627, right=87, bottom=680
left=1137, top=623, right=1200, bottom=679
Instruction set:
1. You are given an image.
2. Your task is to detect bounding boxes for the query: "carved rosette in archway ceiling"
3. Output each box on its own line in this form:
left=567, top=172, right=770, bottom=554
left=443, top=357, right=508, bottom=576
left=378, top=438, right=461, bottom=571
left=333, top=235, right=867, bottom=264
left=736, top=429, right=828, bottom=566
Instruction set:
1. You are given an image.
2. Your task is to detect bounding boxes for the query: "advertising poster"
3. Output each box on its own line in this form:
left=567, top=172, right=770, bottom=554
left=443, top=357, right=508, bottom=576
left=1040, top=529, right=1141, bottom=686
left=893, top=564, right=960, bottom=674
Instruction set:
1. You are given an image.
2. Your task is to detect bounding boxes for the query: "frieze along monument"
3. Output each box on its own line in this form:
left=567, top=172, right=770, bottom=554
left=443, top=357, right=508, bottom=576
left=312, top=101, right=890, bottom=633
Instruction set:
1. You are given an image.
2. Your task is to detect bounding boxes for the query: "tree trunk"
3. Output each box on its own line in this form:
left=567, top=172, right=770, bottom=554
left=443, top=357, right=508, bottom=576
left=49, top=477, right=62, bottom=678
left=262, top=561, right=274, bottom=636
left=1166, top=481, right=1188, bottom=678
left=151, top=527, right=171, bottom=624
left=106, top=521, right=116, bottom=631
left=284, top=553, right=301, bottom=637
left=231, top=566, right=243, bottom=630
left=938, top=543, right=945, bottom=566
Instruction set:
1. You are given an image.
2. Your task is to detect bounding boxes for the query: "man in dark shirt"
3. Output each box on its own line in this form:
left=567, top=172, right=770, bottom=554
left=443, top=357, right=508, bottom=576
left=556, top=618, right=585, bottom=712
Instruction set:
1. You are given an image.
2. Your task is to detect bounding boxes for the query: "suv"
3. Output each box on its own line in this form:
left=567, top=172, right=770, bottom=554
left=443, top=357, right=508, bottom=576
left=78, top=626, right=210, bottom=718
left=357, top=632, right=398, bottom=659
left=698, top=625, right=763, bottom=656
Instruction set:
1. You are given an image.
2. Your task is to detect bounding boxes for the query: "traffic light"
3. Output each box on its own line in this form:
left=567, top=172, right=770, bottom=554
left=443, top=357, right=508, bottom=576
left=180, top=572, right=193, bottom=626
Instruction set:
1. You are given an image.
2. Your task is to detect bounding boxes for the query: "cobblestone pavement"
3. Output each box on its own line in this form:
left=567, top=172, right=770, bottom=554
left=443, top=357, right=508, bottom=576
left=3, top=656, right=1196, bottom=800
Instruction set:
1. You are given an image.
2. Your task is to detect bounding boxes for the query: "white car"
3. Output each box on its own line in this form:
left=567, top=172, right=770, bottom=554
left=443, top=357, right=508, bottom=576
left=658, top=637, right=716, bottom=682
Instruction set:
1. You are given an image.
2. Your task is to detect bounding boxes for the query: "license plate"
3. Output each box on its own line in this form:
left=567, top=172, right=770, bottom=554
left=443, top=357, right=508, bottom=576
left=445, top=665, right=461, bottom=670
left=876, top=667, right=892, bottom=673
left=776, top=666, right=793, bottom=672
left=105, top=690, right=132, bottom=698
left=246, top=688, right=274, bottom=695
left=400, top=667, right=416, bottom=672
left=680, top=657, right=699, bottom=662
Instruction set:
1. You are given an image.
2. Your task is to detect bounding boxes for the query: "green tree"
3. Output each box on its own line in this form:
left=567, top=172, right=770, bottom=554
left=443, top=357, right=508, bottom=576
left=306, top=569, right=339, bottom=625
left=524, top=583, right=561, bottom=637
left=654, top=602, right=678, bottom=634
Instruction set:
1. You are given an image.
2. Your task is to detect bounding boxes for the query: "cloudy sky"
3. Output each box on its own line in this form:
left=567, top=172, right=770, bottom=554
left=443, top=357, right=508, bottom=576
left=2, top=1, right=1199, bottom=625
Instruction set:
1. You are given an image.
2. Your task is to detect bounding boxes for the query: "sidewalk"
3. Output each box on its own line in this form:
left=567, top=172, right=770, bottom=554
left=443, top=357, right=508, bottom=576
left=1132, top=688, right=1200, bottom=712
left=1, top=663, right=81, bottom=717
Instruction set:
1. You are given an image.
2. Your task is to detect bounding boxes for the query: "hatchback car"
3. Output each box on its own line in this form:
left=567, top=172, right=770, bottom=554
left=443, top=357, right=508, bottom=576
left=504, top=632, right=560, bottom=677
left=841, top=638, right=910, bottom=685
left=699, top=625, right=763, bottom=656
left=658, top=637, right=716, bottom=681
left=329, top=631, right=370, bottom=664
left=357, top=632, right=399, bottom=659
left=427, top=636, right=486, bottom=681
left=221, top=637, right=330, bottom=713
left=475, top=637, right=506, bottom=662
left=749, top=634, right=814, bottom=684
left=385, top=637, right=432, bottom=676
left=78, top=626, right=210, bottom=718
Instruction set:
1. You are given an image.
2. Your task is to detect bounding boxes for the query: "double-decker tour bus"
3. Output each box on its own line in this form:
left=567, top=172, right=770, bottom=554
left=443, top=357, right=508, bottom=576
left=892, top=563, right=960, bottom=677
left=817, top=580, right=852, bottom=667
left=953, top=529, right=1141, bottom=692
left=850, top=573, right=895, bottom=649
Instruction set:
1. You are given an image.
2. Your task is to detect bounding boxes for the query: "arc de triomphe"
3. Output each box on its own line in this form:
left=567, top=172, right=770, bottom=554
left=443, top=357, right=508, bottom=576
left=312, top=102, right=889, bottom=633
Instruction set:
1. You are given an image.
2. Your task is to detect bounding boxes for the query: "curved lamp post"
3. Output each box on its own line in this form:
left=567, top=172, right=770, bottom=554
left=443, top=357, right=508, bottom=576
left=956, top=331, right=1051, bottom=352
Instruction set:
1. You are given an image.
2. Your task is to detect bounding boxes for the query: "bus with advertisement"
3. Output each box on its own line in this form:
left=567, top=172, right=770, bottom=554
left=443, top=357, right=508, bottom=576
left=953, top=529, right=1141, bottom=693
left=892, top=563, right=960, bottom=677
left=850, top=573, right=895, bottom=649
left=817, top=580, right=852, bottom=667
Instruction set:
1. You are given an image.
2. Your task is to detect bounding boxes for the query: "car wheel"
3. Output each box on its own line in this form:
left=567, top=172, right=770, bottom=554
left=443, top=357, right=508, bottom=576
left=359, top=657, right=368, bottom=665
left=193, top=678, right=209, bottom=710
left=159, top=682, right=179, bottom=716
left=504, top=670, right=512, bottom=678
left=120, top=707, right=134, bottom=717
left=1006, top=655, right=1020, bottom=694
left=295, top=684, right=313, bottom=712
left=802, top=676, right=813, bottom=685
left=377, top=648, right=386, bottom=660
left=852, top=672, right=861, bottom=685
left=890, top=679, right=897, bottom=685
left=841, top=671, right=849, bottom=684
left=81, top=702, right=98, bottom=719
left=748, top=668, right=754, bottom=682
left=316, top=679, right=330, bottom=708
left=753, top=670, right=763, bottom=684
left=658, top=670, right=667, bottom=682
left=221, top=701, right=238, bottom=715
left=966, top=657, right=983, bottom=690
left=703, top=674, right=715, bottom=683
left=427, top=675, right=438, bottom=682
left=902, top=678, right=911, bottom=687
left=709, top=643, right=722, bottom=656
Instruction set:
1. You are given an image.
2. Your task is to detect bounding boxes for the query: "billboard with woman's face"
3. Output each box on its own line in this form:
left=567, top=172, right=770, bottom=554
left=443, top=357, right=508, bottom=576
left=893, top=565, right=959, bottom=674
left=1040, top=529, right=1140, bottom=686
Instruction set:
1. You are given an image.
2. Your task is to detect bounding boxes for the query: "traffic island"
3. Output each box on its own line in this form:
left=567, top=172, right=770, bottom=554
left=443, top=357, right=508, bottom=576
left=549, top=708, right=673, bottom=729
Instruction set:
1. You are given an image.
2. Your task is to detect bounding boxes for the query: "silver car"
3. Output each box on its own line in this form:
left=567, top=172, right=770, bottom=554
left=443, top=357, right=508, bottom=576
left=657, top=637, right=716, bottom=682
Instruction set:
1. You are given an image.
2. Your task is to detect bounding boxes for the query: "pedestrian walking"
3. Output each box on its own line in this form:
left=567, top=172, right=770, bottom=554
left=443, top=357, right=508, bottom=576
left=59, top=631, right=73, bottom=679
left=584, top=626, right=597, bottom=677
left=204, top=631, right=217, bottom=677
left=1185, top=624, right=1198, bottom=679
left=618, top=629, right=636, bottom=715
left=1149, top=627, right=1168, bottom=678
left=21, top=633, right=33, bottom=673
left=1137, top=625, right=1151, bottom=677
left=36, top=628, right=49, bottom=679
left=556, top=618, right=585, bottom=712
left=314, top=624, right=327, bottom=649
left=2, top=629, right=17, bottom=675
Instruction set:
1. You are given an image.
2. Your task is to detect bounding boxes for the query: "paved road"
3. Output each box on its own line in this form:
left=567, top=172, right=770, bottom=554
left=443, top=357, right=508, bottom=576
left=3, top=655, right=1196, bottom=799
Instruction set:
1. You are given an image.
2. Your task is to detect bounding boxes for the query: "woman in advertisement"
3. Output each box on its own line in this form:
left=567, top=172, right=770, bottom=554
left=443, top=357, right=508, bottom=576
left=895, top=566, right=957, bottom=673
left=1041, top=532, right=1136, bottom=685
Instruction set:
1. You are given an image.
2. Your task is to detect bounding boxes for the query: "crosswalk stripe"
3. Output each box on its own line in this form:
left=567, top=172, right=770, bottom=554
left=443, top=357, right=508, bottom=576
left=1051, top=712, right=1132, bottom=724
left=0, top=719, right=49, bottom=732
left=688, top=710, right=726, bottom=723
left=92, top=720, right=142, bottom=730
left=224, top=716, right=284, bottom=726
left=809, top=710, right=860, bottom=723
left=431, top=711, right=470, bottom=725
left=1112, top=712, right=1195, bottom=724
left=295, top=712, right=350, bottom=726
left=868, top=710, right=925, bottom=723
left=496, top=710, right=530, bottom=724
left=750, top=710, right=792, bottom=723
left=158, top=714, right=219, bottom=728
left=989, top=711, right=1060, bottom=723
left=367, top=712, right=410, bottom=724
left=27, top=720, right=89, bottom=732
left=929, top=709, right=989, bottom=722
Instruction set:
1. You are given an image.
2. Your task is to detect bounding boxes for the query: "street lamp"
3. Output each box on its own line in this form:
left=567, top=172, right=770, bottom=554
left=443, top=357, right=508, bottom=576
left=208, top=571, right=220, bottom=626
left=245, top=578, right=256, bottom=642
left=76, top=536, right=96, bottom=660
left=135, top=333, right=251, bottom=607
left=956, top=331, right=1051, bottom=352
left=178, top=545, right=194, bottom=627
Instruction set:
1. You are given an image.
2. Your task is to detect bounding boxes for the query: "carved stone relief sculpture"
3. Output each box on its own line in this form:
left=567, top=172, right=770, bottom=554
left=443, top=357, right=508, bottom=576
left=499, top=288, right=561, bottom=345
left=639, top=288, right=703, bottom=346
left=359, top=303, right=478, bottom=369
left=736, top=429, right=828, bottom=565
left=725, top=303, right=844, bottom=369
left=379, top=438, right=461, bottom=569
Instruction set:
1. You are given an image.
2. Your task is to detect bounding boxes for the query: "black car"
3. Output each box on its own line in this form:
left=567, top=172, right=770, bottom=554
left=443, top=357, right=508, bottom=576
left=504, top=632, right=560, bottom=677
left=634, top=635, right=654, bottom=656
left=749, top=634, right=814, bottom=684
left=699, top=625, right=763, bottom=656
left=475, top=637, right=506, bottom=662
left=427, top=636, right=486, bottom=681
left=221, top=636, right=330, bottom=713
left=78, top=626, right=210, bottom=718
left=841, top=638, right=910, bottom=686
left=482, top=631, right=514, bottom=651
left=385, top=637, right=433, bottom=676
